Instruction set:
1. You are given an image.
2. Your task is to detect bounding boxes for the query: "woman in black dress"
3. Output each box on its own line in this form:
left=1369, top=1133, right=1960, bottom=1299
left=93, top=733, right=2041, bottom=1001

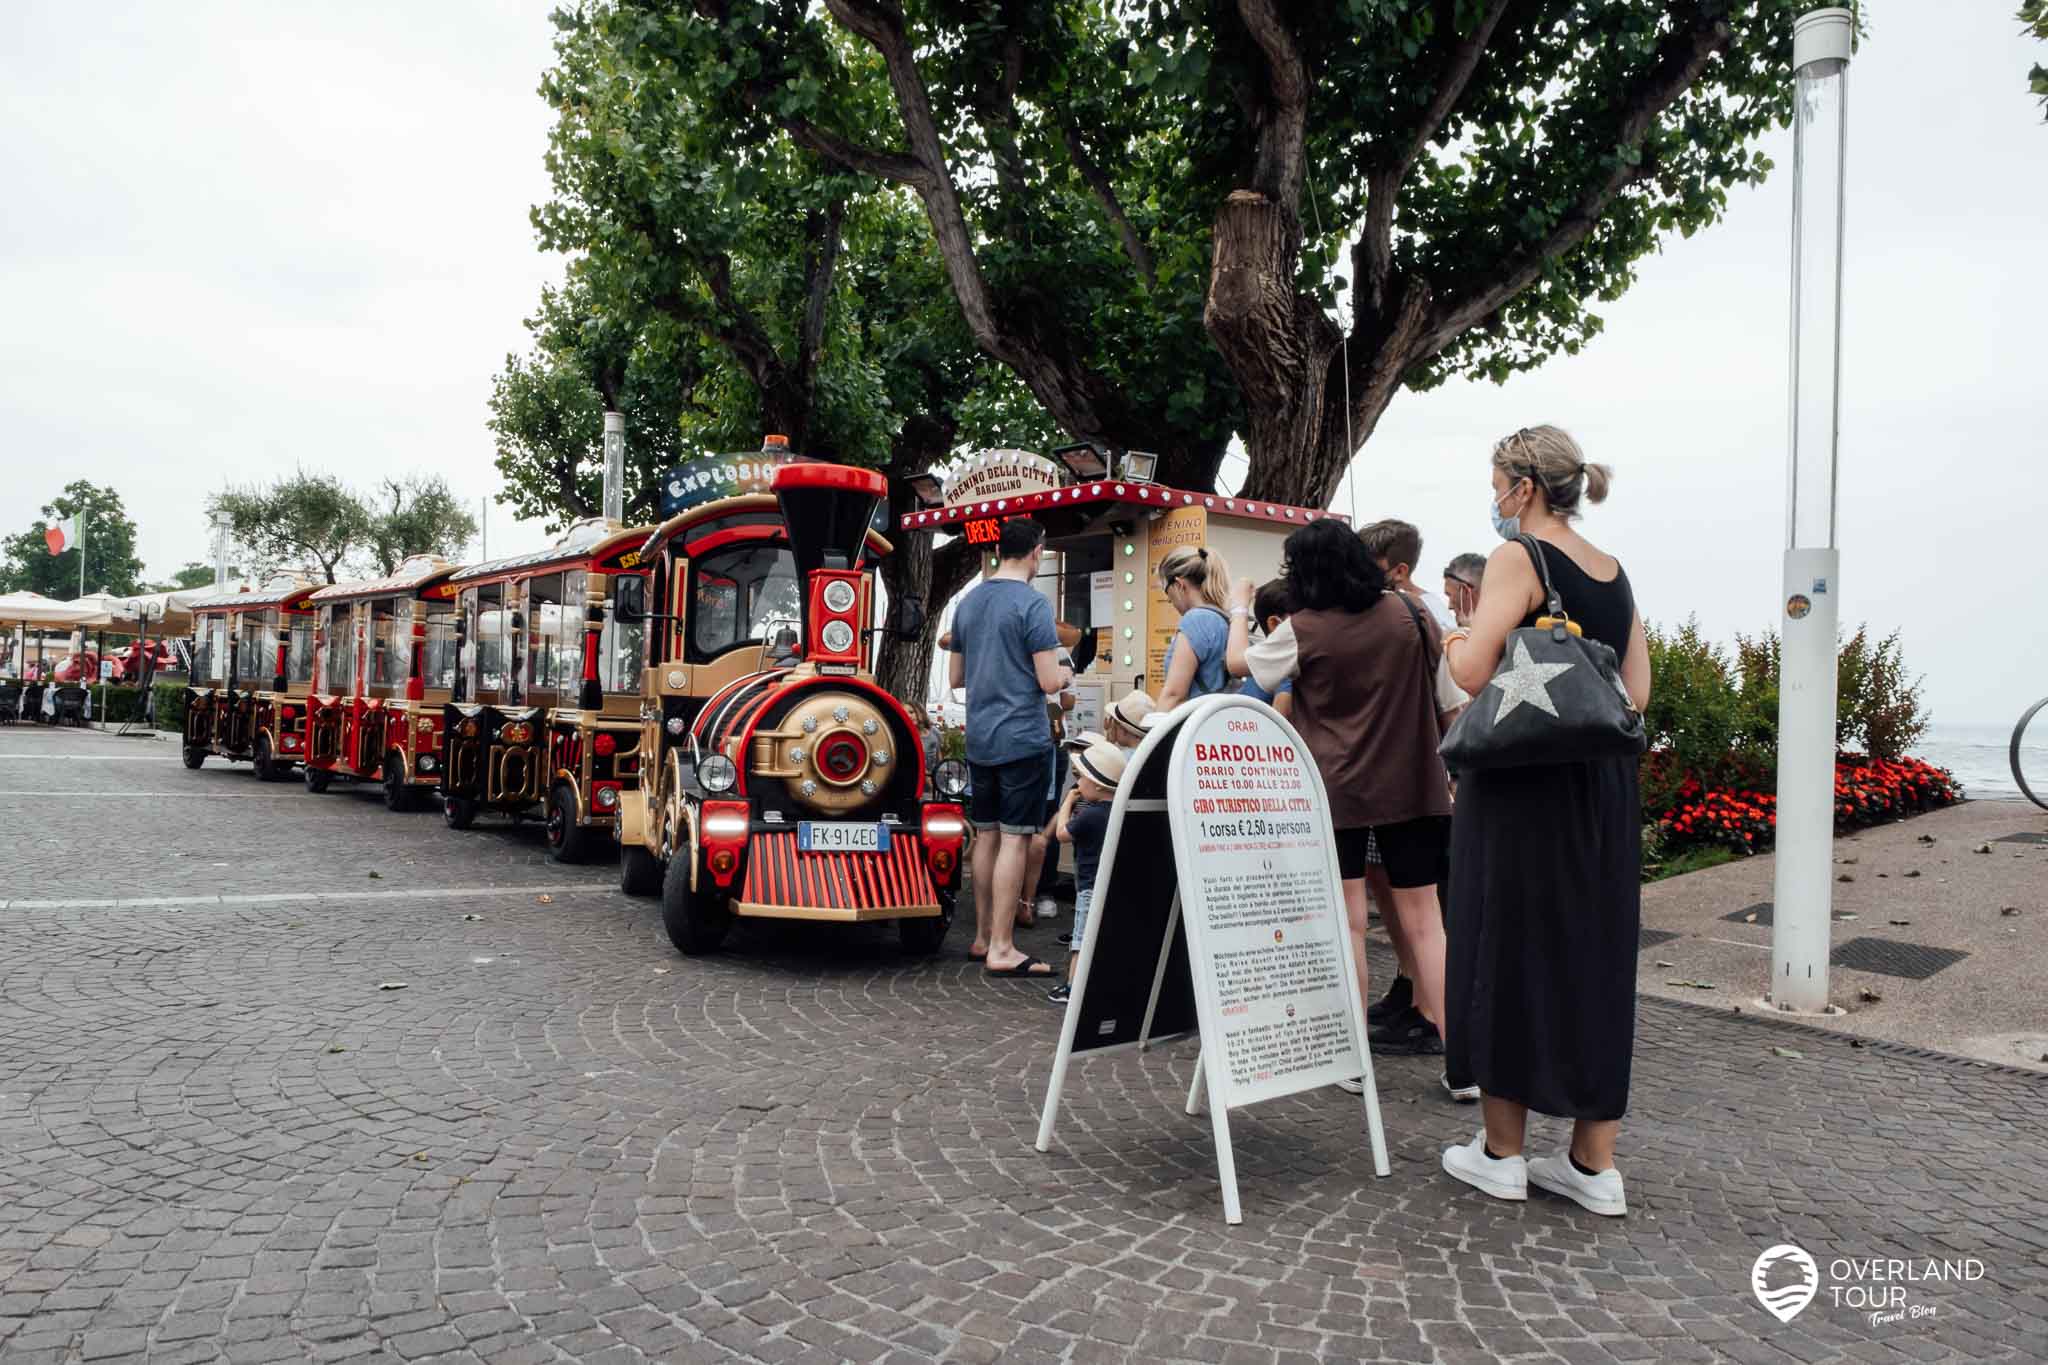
left=1438, top=426, right=1651, bottom=1218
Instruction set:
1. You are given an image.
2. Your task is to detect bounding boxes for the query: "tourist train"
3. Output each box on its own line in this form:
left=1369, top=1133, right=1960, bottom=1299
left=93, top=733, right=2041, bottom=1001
left=177, top=442, right=971, bottom=955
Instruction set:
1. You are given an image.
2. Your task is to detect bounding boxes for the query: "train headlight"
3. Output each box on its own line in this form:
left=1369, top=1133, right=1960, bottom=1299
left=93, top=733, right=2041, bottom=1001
left=665, top=717, right=687, bottom=736
left=822, top=580, right=857, bottom=613
left=935, top=759, right=969, bottom=798
left=699, top=753, right=737, bottom=793
left=821, top=620, right=855, bottom=653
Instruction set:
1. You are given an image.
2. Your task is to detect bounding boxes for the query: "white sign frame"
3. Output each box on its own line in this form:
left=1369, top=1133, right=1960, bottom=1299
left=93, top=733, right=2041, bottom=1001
left=1035, top=693, right=1389, bottom=1224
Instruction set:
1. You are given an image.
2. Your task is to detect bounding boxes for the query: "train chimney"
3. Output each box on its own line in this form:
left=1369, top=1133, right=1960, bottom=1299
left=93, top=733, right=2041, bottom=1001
left=769, top=453, right=887, bottom=670
left=602, top=410, right=625, bottom=524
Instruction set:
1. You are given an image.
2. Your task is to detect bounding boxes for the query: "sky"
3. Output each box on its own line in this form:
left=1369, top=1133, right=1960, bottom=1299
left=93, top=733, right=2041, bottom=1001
left=2, top=2, right=2042, bottom=727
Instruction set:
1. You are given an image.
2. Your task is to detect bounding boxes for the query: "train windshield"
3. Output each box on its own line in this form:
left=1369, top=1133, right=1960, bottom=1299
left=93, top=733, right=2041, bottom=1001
left=688, top=543, right=800, bottom=662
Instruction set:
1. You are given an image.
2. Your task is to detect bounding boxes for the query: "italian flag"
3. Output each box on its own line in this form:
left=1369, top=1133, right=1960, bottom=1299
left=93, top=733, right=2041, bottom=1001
left=44, top=515, right=80, bottom=556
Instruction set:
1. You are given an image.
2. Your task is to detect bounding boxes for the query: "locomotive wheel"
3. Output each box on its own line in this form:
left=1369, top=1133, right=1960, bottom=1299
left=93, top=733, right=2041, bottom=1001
left=181, top=745, right=206, bottom=770
left=383, top=756, right=414, bottom=813
left=545, top=784, right=590, bottom=865
left=252, top=734, right=281, bottom=783
left=443, top=794, right=479, bottom=830
left=661, top=854, right=731, bottom=955
left=303, top=764, right=332, bottom=794
left=620, top=842, right=662, bottom=897
left=898, top=888, right=957, bottom=956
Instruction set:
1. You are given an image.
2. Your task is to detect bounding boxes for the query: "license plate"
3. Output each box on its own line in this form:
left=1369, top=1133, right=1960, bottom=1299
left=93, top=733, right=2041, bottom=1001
left=798, top=821, right=889, bottom=853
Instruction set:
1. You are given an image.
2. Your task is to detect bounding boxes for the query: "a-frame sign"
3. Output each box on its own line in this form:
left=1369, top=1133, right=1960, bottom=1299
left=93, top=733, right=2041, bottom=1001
left=1035, top=693, right=1390, bottom=1223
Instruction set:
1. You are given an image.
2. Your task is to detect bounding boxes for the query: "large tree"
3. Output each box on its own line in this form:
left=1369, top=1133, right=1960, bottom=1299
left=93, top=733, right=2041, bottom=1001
left=498, top=8, right=1057, bottom=697
left=642, top=0, right=1804, bottom=506
left=211, top=472, right=476, bottom=584
left=1, top=480, right=146, bottom=598
left=366, top=475, right=481, bottom=575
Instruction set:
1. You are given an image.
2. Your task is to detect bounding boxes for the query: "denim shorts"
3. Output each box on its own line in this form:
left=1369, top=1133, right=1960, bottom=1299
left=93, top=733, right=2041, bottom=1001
left=1068, top=887, right=1094, bottom=949
left=969, top=750, right=1055, bottom=835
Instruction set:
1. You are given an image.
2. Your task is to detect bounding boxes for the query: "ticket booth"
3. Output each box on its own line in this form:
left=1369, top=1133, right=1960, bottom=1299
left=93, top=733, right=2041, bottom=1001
left=901, top=447, right=1341, bottom=724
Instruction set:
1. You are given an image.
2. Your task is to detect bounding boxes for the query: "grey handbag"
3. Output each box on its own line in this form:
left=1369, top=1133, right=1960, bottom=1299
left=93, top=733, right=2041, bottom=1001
left=1437, top=536, right=1646, bottom=771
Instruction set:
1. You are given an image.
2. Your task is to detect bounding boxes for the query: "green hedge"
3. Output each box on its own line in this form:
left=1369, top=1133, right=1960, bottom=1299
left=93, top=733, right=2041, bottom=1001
left=45, top=682, right=190, bottom=730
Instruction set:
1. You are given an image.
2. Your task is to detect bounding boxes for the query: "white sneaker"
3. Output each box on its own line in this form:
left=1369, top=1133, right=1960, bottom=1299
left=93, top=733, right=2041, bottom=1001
left=1333, top=1076, right=1365, bottom=1095
left=1441, top=1131, right=1527, bottom=1202
left=1441, top=1072, right=1481, bottom=1103
left=1035, top=896, right=1059, bottom=920
left=1527, top=1153, right=1627, bottom=1217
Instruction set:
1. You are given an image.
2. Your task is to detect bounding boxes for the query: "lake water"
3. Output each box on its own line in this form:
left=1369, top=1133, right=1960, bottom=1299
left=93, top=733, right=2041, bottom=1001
left=1918, top=721, right=2048, bottom=803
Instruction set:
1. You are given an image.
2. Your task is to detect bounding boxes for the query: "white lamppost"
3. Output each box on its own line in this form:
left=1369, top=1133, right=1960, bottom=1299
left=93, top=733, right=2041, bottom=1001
left=1771, top=7, right=1853, bottom=1014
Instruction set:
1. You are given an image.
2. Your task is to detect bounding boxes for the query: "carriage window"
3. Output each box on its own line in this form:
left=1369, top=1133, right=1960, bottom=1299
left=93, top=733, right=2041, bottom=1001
left=423, top=607, right=457, bottom=690
left=601, top=576, right=644, bottom=694
left=285, top=615, right=314, bottom=684
left=370, top=599, right=403, bottom=688
left=687, top=544, right=799, bottom=663
left=193, top=618, right=217, bottom=682
left=323, top=605, right=354, bottom=693
left=470, top=584, right=509, bottom=699
left=236, top=614, right=265, bottom=682
left=528, top=573, right=566, bottom=694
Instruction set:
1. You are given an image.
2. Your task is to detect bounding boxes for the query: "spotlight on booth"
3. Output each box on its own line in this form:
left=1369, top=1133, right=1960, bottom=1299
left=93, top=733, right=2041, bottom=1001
left=1053, top=442, right=1110, bottom=482
left=1119, top=450, right=1159, bottom=484
left=905, top=472, right=946, bottom=508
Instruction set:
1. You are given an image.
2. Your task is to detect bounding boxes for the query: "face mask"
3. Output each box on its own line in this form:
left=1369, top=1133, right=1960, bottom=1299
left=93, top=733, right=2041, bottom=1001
left=1490, top=484, right=1522, bottom=541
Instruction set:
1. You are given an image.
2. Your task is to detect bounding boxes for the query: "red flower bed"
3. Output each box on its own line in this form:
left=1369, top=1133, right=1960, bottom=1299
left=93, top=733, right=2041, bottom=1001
left=1654, top=755, right=1963, bottom=855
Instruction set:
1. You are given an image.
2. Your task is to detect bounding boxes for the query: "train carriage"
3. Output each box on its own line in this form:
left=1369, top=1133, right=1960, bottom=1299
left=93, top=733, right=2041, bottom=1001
left=181, top=581, right=319, bottom=778
left=438, top=517, right=652, bottom=862
left=300, top=555, right=460, bottom=809
left=614, top=455, right=968, bottom=956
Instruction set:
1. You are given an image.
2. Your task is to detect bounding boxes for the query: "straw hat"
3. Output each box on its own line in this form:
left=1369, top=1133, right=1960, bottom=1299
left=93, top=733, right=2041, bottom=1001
left=1072, top=738, right=1127, bottom=789
left=1106, top=690, right=1156, bottom=733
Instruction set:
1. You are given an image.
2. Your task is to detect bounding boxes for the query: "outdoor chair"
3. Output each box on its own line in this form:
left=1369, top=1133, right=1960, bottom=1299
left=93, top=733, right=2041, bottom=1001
left=0, top=684, right=19, bottom=724
left=22, top=683, right=46, bottom=722
left=52, top=686, right=89, bottom=728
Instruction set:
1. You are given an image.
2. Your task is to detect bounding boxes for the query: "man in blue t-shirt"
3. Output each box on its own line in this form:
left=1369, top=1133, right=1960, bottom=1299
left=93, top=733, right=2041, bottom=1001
left=947, top=517, right=1069, bottom=979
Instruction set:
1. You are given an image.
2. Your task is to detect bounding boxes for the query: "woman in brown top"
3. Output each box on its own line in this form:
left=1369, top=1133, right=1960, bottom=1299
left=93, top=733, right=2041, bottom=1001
left=1225, top=518, right=1452, bottom=1073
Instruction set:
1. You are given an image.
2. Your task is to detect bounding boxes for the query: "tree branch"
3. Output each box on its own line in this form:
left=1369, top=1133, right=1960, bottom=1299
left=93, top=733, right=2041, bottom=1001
left=1415, top=7, right=1733, bottom=358
left=1058, top=117, right=1157, bottom=289
left=1357, top=0, right=1511, bottom=318
left=794, top=198, right=848, bottom=395
left=1233, top=0, right=1308, bottom=205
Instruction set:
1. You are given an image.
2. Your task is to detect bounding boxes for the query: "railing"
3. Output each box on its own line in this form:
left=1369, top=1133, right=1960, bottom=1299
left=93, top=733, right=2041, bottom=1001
left=2013, top=697, right=2048, bottom=812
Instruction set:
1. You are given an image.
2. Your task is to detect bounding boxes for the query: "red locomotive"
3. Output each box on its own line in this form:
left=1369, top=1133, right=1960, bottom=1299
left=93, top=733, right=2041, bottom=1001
left=614, top=455, right=968, bottom=955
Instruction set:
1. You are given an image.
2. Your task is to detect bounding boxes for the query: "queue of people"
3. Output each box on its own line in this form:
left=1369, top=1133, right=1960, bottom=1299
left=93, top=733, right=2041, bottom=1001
left=942, top=425, right=1646, bottom=1216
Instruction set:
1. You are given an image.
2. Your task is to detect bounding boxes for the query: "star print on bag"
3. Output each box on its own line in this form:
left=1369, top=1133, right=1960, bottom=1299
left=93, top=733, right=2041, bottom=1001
left=1487, top=638, right=1575, bottom=721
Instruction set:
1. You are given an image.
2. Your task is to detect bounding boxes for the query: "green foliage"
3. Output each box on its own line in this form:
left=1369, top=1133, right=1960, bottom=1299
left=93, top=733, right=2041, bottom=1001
left=2024, top=2, right=2048, bottom=117
left=211, top=473, right=475, bottom=584
left=55, top=682, right=189, bottom=730
left=625, top=0, right=1808, bottom=496
left=212, top=473, right=371, bottom=585
left=164, top=562, right=234, bottom=591
left=366, top=476, right=478, bottom=575
left=1835, top=627, right=1929, bottom=761
left=1, top=481, right=146, bottom=598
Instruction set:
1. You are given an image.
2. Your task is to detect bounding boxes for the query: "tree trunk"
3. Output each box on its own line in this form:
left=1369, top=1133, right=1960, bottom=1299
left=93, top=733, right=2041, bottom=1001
left=1204, top=191, right=1346, bottom=508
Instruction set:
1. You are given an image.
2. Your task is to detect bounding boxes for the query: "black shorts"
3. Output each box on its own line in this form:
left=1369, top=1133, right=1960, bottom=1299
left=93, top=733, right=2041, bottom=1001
left=969, top=751, right=1054, bottom=835
left=1336, top=816, right=1450, bottom=889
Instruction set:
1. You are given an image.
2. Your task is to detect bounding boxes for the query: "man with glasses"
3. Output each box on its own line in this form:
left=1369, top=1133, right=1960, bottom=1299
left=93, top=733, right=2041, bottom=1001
left=1443, top=553, right=1487, bottom=628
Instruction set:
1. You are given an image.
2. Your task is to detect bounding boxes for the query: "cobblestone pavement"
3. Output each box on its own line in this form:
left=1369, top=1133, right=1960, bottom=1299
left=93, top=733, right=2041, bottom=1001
left=2, top=726, right=2045, bottom=1364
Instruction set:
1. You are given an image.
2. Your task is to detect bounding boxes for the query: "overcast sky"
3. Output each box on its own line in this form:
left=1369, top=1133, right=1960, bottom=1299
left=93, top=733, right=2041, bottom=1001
left=2, top=3, right=2042, bottom=726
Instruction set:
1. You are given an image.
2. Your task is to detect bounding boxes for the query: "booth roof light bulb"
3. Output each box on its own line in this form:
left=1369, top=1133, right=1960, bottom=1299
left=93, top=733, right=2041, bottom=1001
left=1122, top=627, right=1134, bottom=639
left=1123, top=571, right=1134, bottom=584
left=1121, top=654, right=1132, bottom=666
left=1122, top=543, right=1135, bottom=557
left=1122, top=599, right=1133, bottom=612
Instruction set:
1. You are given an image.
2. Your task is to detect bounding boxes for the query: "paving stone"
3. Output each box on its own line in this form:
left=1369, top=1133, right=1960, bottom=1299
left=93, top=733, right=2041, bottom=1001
left=0, top=726, right=2041, bottom=1363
